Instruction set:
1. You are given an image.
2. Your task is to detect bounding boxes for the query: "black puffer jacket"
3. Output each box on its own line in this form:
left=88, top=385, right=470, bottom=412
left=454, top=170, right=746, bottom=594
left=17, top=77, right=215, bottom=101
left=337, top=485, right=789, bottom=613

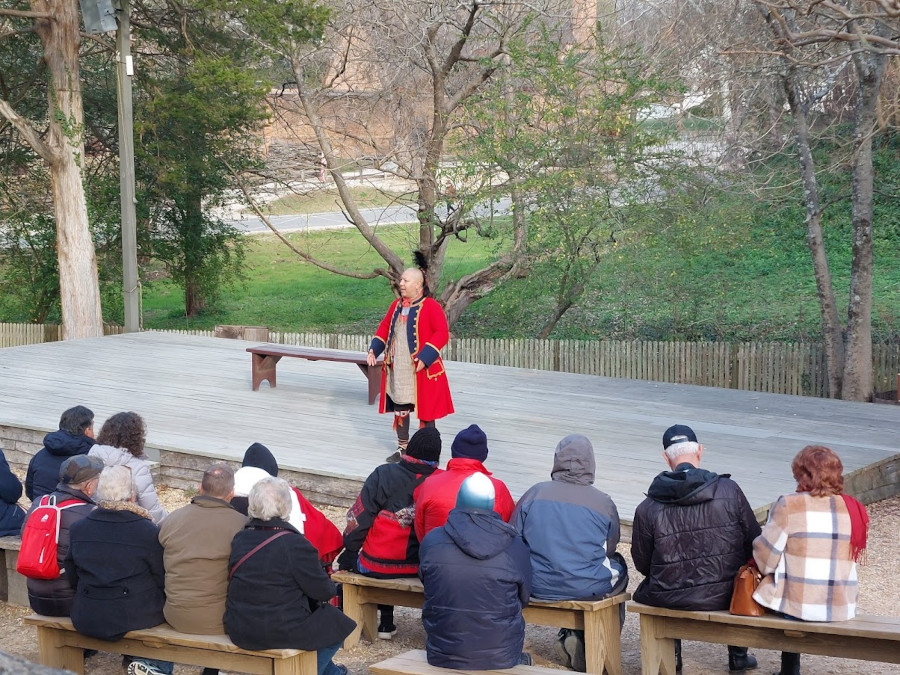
left=418, top=508, right=531, bottom=670
left=631, top=463, right=760, bottom=610
left=0, top=449, right=25, bottom=536
left=24, top=485, right=96, bottom=616
left=25, top=431, right=95, bottom=501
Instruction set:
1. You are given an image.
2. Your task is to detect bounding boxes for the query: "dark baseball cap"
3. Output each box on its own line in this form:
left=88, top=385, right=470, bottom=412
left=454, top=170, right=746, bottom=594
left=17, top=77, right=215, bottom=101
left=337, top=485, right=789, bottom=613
left=662, top=424, right=698, bottom=450
left=59, top=455, right=104, bottom=485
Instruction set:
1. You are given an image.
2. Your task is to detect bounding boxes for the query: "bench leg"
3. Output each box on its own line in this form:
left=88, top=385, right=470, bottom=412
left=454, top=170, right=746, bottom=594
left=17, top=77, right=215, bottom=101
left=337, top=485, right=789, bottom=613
left=340, top=583, right=379, bottom=648
left=251, top=354, right=281, bottom=390
left=357, top=363, right=382, bottom=405
left=36, top=626, right=84, bottom=675
left=274, top=649, right=317, bottom=675
left=638, top=614, right=677, bottom=675
left=584, top=605, right=623, bottom=675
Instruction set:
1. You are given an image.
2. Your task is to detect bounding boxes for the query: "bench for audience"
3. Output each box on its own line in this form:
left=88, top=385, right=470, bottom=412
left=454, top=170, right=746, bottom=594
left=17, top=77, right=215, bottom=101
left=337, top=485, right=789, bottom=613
left=0, top=535, right=26, bottom=606
left=24, top=614, right=317, bottom=675
left=332, top=571, right=629, bottom=675
left=628, top=602, right=900, bottom=675
left=370, top=649, right=562, bottom=675
left=247, top=344, right=383, bottom=404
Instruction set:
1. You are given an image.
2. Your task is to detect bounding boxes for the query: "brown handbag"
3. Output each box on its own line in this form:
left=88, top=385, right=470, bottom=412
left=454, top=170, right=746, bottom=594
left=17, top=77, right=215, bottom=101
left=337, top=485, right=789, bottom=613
left=729, top=563, right=766, bottom=616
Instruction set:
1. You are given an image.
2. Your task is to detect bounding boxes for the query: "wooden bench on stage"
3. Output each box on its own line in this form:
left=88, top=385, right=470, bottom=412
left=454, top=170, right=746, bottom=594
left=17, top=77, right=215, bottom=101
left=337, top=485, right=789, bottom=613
left=24, top=614, right=317, bottom=675
left=247, top=344, right=383, bottom=404
left=371, top=649, right=562, bottom=675
left=0, top=535, right=26, bottom=606
left=333, top=571, right=629, bottom=675
left=628, top=602, right=900, bottom=675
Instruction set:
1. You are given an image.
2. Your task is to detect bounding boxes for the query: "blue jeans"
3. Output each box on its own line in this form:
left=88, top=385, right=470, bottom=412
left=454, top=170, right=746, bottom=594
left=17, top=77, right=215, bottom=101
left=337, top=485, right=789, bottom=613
left=317, top=642, right=342, bottom=675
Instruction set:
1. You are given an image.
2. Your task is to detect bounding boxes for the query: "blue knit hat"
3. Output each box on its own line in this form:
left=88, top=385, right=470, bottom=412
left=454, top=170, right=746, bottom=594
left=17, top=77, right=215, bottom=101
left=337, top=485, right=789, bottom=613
left=451, top=424, right=488, bottom=461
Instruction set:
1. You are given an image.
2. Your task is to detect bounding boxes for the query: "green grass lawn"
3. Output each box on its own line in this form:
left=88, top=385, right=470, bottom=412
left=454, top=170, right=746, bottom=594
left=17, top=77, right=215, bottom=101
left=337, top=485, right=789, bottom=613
left=263, top=186, right=413, bottom=216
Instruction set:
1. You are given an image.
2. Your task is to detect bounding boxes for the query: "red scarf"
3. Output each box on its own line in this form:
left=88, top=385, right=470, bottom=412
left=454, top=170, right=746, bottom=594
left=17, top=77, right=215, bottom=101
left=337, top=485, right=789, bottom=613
left=840, top=494, right=869, bottom=564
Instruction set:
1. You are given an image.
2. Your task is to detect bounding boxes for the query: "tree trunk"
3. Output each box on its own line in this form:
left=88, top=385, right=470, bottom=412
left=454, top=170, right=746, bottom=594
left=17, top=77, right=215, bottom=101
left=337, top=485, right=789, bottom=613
left=783, top=71, right=845, bottom=398
left=33, top=0, right=103, bottom=339
left=841, top=49, right=887, bottom=401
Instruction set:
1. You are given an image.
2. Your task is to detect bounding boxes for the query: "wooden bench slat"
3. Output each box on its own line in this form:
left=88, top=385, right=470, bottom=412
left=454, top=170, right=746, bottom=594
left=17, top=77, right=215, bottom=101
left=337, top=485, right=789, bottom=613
left=24, top=614, right=317, bottom=675
left=333, top=571, right=629, bottom=675
left=627, top=601, right=900, bottom=674
left=370, top=649, right=563, bottom=675
left=246, top=344, right=383, bottom=404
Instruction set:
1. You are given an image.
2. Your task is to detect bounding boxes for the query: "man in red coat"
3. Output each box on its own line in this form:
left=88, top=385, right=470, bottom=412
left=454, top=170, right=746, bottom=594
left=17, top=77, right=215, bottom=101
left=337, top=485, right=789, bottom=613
left=367, top=267, right=454, bottom=463
left=414, top=424, right=516, bottom=540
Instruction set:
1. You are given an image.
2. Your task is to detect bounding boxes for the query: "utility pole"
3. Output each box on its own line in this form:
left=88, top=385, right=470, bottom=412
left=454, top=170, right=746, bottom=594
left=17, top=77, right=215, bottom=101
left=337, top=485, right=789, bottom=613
left=116, top=0, right=140, bottom=332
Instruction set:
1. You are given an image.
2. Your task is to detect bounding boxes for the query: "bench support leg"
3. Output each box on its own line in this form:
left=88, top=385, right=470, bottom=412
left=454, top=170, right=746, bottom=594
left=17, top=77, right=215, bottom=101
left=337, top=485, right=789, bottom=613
left=357, top=363, right=382, bottom=405
left=639, top=615, right=677, bottom=675
left=340, top=583, right=378, bottom=648
left=584, top=605, right=624, bottom=675
left=36, top=626, right=84, bottom=675
left=251, top=353, right=281, bottom=390
left=274, top=649, right=317, bottom=675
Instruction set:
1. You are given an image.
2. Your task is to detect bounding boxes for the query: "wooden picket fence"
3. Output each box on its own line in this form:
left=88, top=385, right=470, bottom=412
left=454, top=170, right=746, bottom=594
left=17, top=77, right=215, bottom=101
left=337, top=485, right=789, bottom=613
left=1, top=322, right=897, bottom=399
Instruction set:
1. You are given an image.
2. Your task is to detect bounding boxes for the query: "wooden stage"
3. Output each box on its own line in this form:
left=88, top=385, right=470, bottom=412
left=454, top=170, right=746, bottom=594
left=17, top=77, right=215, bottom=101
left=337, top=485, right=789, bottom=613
left=0, top=332, right=896, bottom=526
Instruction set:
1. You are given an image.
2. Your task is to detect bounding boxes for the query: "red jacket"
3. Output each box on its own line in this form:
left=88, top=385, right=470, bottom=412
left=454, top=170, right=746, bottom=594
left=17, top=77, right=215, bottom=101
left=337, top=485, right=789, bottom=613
left=292, top=487, right=343, bottom=565
left=414, top=458, right=516, bottom=541
left=370, top=296, right=454, bottom=422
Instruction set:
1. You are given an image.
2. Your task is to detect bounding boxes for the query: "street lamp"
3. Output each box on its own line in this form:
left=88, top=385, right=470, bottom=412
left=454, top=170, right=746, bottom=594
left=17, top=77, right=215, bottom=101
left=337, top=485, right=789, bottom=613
left=82, top=0, right=140, bottom=333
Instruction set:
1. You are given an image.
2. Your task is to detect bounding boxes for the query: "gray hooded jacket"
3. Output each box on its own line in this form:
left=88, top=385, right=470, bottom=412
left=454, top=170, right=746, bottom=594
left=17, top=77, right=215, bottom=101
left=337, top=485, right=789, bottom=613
left=512, top=434, right=626, bottom=600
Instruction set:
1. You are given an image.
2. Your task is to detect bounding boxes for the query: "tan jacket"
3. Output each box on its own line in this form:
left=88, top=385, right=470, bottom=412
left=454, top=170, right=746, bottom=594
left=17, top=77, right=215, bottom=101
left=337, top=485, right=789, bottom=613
left=158, top=495, right=248, bottom=634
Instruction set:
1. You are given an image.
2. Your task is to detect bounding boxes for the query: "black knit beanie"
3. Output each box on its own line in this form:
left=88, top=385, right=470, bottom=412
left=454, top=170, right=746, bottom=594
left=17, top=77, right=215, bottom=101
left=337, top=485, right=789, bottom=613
left=242, top=442, right=279, bottom=477
left=406, top=427, right=442, bottom=463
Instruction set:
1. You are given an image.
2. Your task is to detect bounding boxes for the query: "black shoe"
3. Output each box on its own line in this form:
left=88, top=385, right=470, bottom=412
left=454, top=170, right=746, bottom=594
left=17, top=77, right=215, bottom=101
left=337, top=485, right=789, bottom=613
left=674, top=638, right=682, bottom=673
left=729, top=652, right=759, bottom=672
left=377, top=622, right=397, bottom=639
left=774, top=652, right=801, bottom=675
left=385, top=450, right=403, bottom=463
left=519, top=653, right=533, bottom=666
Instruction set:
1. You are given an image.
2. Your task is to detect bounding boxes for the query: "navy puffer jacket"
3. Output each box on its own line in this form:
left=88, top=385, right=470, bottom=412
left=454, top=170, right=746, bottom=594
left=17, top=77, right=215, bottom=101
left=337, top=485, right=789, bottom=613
left=0, top=449, right=25, bottom=536
left=631, top=464, right=761, bottom=610
left=418, top=508, right=531, bottom=670
left=25, top=431, right=95, bottom=501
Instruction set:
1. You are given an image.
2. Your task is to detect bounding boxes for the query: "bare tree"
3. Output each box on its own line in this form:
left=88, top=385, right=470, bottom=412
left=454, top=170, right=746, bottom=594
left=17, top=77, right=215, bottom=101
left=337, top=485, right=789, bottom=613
left=0, top=2, right=104, bottom=339
left=751, top=0, right=898, bottom=401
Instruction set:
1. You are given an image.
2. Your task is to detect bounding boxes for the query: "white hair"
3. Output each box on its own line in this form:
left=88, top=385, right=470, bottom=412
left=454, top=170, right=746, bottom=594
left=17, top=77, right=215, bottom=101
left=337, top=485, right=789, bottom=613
left=664, top=441, right=701, bottom=462
left=96, top=465, right=135, bottom=502
left=248, top=477, right=292, bottom=521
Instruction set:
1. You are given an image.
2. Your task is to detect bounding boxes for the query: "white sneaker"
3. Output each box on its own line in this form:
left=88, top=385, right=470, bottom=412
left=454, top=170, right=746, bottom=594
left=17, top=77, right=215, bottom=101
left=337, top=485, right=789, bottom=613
left=127, top=661, right=167, bottom=675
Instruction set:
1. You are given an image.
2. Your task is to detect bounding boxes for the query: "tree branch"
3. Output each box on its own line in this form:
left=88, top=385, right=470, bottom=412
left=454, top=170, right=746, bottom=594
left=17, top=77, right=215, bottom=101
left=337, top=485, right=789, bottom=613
left=0, top=98, right=54, bottom=164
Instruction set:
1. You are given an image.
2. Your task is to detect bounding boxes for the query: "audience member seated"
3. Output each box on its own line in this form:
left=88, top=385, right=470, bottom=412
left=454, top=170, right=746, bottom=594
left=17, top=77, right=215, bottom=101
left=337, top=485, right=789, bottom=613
left=631, top=424, right=760, bottom=674
left=224, top=477, right=355, bottom=675
left=231, top=442, right=343, bottom=566
left=419, top=472, right=533, bottom=669
left=513, top=434, right=628, bottom=672
left=753, top=445, right=868, bottom=675
left=25, top=405, right=95, bottom=502
left=0, top=445, right=26, bottom=536
left=336, top=427, right=442, bottom=640
left=158, top=463, right=247, bottom=639
left=66, top=465, right=172, bottom=675
left=414, top=424, right=515, bottom=541
left=23, top=455, right=102, bottom=615
left=89, top=412, right=167, bottom=524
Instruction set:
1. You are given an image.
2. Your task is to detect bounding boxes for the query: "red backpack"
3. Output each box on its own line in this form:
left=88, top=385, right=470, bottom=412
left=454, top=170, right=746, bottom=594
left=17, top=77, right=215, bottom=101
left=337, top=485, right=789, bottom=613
left=17, top=495, right=82, bottom=580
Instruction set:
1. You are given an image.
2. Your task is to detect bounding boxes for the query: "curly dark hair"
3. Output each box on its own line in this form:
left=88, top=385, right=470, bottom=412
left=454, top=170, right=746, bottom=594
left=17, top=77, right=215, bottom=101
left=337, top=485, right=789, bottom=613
left=96, top=411, right=146, bottom=458
left=792, top=445, right=844, bottom=497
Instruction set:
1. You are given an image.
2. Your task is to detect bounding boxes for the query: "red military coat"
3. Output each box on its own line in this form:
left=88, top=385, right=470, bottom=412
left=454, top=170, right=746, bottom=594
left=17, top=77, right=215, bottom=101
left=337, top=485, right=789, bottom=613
left=369, top=296, right=454, bottom=422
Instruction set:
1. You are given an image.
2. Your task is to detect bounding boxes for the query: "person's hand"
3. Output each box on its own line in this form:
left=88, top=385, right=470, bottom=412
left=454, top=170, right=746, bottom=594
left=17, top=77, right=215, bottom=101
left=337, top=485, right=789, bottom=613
left=366, top=350, right=377, bottom=367
left=336, top=549, right=358, bottom=571
left=415, top=359, right=425, bottom=372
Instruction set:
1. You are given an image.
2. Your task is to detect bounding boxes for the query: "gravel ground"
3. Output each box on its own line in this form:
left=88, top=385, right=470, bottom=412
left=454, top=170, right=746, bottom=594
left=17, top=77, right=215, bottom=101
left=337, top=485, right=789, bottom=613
left=2, top=484, right=898, bottom=675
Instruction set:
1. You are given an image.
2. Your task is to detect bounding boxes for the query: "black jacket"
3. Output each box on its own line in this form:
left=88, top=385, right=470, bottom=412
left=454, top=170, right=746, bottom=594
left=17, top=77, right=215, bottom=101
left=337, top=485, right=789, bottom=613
left=25, top=431, right=95, bottom=501
left=66, top=502, right=165, bottom=640
left=25, top=485, right=96, bottom=616
left=631, top=463, right=761, bottom=610
left=340, top=457, right=438, bottom=576
left=224, top=519, right=356, bottom=651
left=418, top=508, right=532, bottom=670
left=0, top=449, right=25, bottom=536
